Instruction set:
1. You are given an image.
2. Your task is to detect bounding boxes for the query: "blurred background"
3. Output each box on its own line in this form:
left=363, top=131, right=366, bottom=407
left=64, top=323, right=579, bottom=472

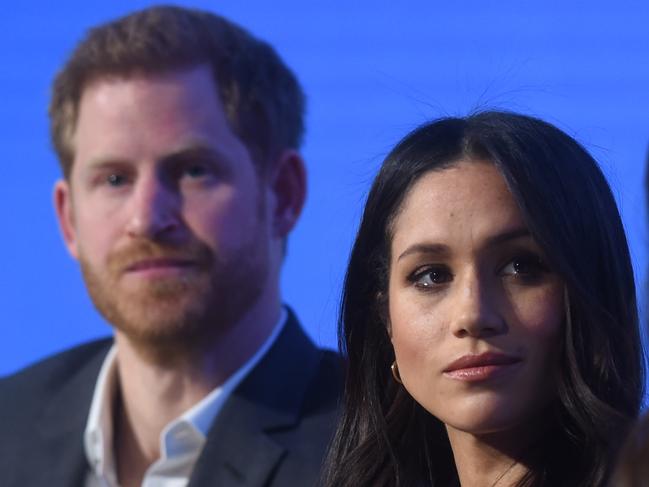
left=1, top=0, right=648, bottom=379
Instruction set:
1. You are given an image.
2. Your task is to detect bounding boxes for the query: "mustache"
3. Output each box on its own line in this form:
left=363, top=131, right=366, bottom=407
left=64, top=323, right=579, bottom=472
left=107, top=239, right=213, bottom=272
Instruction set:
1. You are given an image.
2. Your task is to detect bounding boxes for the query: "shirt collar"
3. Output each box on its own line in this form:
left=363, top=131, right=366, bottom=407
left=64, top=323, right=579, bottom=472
left=84, top=307, right=288, bottom=478
left=84, top=346, right=118, bottom=482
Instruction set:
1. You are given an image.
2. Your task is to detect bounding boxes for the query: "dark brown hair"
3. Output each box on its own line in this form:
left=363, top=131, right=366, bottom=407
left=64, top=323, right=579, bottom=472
left=49, top=5, right=305, bottom=178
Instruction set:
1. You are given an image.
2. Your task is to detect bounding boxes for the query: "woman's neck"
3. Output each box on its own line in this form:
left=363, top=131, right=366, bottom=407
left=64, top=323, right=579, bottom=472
left=446, top=423, right=540, bottom=487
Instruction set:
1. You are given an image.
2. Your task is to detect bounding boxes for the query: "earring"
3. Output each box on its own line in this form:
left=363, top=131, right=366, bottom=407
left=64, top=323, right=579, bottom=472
left=391, top=361, right=403, bottom=384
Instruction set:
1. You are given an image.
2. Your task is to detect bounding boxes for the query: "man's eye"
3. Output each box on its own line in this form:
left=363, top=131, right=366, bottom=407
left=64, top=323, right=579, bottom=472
left=106, top=173, right=127, bottom=187
left=409, top=266, right=453, bottom=289
left=183, top=164, right=209, bottom=178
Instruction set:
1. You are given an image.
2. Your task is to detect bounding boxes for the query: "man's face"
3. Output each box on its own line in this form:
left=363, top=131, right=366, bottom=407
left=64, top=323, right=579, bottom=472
left=55, top=65, right=285, bottom=347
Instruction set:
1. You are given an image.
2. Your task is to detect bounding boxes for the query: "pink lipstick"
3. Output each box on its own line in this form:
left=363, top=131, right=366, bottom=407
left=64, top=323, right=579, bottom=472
left=443, top=352, right=522, bottom=382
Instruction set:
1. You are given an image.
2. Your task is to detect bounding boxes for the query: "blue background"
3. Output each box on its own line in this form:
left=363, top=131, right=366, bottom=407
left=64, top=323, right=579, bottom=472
left=1, top=1, right=648, bottom=377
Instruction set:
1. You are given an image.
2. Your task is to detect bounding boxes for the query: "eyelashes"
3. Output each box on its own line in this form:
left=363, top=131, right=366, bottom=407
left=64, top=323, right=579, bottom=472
left=91, top=162, right=219, bottom=191
left=407, top=265, right=453, bottom=290
left=405, top=252, right=551, bottom=292
left=500, top=252, right=550, bottom=283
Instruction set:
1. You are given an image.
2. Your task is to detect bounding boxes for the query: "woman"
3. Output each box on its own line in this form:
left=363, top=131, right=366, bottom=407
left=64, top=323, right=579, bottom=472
left=322, top=112, right=644, bottom=486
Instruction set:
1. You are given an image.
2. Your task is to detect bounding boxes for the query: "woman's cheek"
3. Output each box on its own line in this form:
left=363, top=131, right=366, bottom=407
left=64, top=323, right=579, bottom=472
left=390, top=296, right=447, bottom=382
left=510, top=284, right=564, bottom=337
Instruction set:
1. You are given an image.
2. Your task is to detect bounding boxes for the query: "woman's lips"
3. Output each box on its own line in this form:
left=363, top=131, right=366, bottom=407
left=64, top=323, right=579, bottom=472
left=443, top=352, right=522, bottom=382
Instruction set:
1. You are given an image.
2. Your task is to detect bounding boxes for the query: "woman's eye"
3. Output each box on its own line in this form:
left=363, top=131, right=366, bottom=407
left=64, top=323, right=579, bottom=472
left=501, top=254, right=548, bottom=278
left=409, top=267, right=453, bottom=289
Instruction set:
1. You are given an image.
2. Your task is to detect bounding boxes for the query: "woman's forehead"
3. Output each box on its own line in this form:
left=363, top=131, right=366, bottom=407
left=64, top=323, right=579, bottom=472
left=387, top=161, right=532, bottom=259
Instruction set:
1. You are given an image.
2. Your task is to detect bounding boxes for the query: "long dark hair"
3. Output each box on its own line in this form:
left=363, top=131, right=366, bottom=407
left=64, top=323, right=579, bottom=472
left=322, top=111, right=644, bottom=487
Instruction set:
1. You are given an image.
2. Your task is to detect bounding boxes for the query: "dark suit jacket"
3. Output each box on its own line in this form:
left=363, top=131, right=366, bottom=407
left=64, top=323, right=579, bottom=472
left=0, top=311, right=342, bottom=486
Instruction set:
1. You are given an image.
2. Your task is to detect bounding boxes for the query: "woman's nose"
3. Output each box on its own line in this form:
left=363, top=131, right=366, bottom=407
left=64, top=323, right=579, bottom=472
left=449, top=272, right=507, bottom=338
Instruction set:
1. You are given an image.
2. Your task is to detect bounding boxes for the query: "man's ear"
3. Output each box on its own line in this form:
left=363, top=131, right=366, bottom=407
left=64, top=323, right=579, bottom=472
left=54, top=180, right=79, bottom=259
left=268, top=149, right=307, bottom=238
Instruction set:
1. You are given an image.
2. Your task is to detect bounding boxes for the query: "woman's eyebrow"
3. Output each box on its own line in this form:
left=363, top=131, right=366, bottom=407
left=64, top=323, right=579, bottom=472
left=397, top=243, right=450, bottom=262
left=483, top=227, right=531, bottom=248
left=396, top=228, right=531, bottom=262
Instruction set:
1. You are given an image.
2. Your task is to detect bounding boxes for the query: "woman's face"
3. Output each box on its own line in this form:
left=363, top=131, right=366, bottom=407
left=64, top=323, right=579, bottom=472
left=388, top=160, right=563, bottom=436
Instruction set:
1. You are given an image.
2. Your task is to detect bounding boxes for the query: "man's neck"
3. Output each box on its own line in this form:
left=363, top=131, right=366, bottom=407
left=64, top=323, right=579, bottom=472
left=112, top=300, right=282, bottom=485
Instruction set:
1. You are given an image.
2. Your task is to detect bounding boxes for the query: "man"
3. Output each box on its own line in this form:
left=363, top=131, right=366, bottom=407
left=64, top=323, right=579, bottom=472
left=0, top=6, right=341, bottom=487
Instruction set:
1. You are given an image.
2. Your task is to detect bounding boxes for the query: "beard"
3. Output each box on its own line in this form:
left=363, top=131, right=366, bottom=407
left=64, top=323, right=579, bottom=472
left=78, top=230, right=269, bottom=352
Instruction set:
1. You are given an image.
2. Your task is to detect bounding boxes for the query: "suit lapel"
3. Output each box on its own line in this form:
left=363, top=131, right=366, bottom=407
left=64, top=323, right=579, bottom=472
left=35, top=340, right=111, bottom=486
left=188, top=311, right=321, bottom=487
left=27, top=316, right=318, bottom=486
left=187, top=394, right=288, bottom=486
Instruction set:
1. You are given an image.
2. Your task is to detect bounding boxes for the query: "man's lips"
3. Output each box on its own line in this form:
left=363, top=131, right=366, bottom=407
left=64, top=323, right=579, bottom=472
left=443, top=352, right=522, bottom=382
left=125, top=257, right=197, bottom=273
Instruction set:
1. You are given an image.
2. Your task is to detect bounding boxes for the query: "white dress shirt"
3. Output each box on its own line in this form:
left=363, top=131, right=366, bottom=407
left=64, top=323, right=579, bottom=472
left=84, top=308, right=288, bottom=487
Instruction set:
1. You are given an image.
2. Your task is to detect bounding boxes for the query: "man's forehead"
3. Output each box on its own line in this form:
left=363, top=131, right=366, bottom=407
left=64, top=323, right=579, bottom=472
left=70, top=65, right=250, bottom=174
left=75, top=66, right=226, bottom=138
left=79, top=63, right=219, bottom=105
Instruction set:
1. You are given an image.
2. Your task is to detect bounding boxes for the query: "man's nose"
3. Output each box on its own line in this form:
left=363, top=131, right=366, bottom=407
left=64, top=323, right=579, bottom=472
left=449, top=272, right=506, bottom=338
left=125, top=175, right=181, bottom=240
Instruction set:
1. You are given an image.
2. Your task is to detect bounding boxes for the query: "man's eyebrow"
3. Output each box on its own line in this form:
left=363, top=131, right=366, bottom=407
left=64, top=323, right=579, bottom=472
left=83, top=144, right=224, bottom=170
left=160, top=142, right=225, bottom=165
left=396, top=227, right=532, bottom=262
left=82, top=157, right=132, bottom=172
